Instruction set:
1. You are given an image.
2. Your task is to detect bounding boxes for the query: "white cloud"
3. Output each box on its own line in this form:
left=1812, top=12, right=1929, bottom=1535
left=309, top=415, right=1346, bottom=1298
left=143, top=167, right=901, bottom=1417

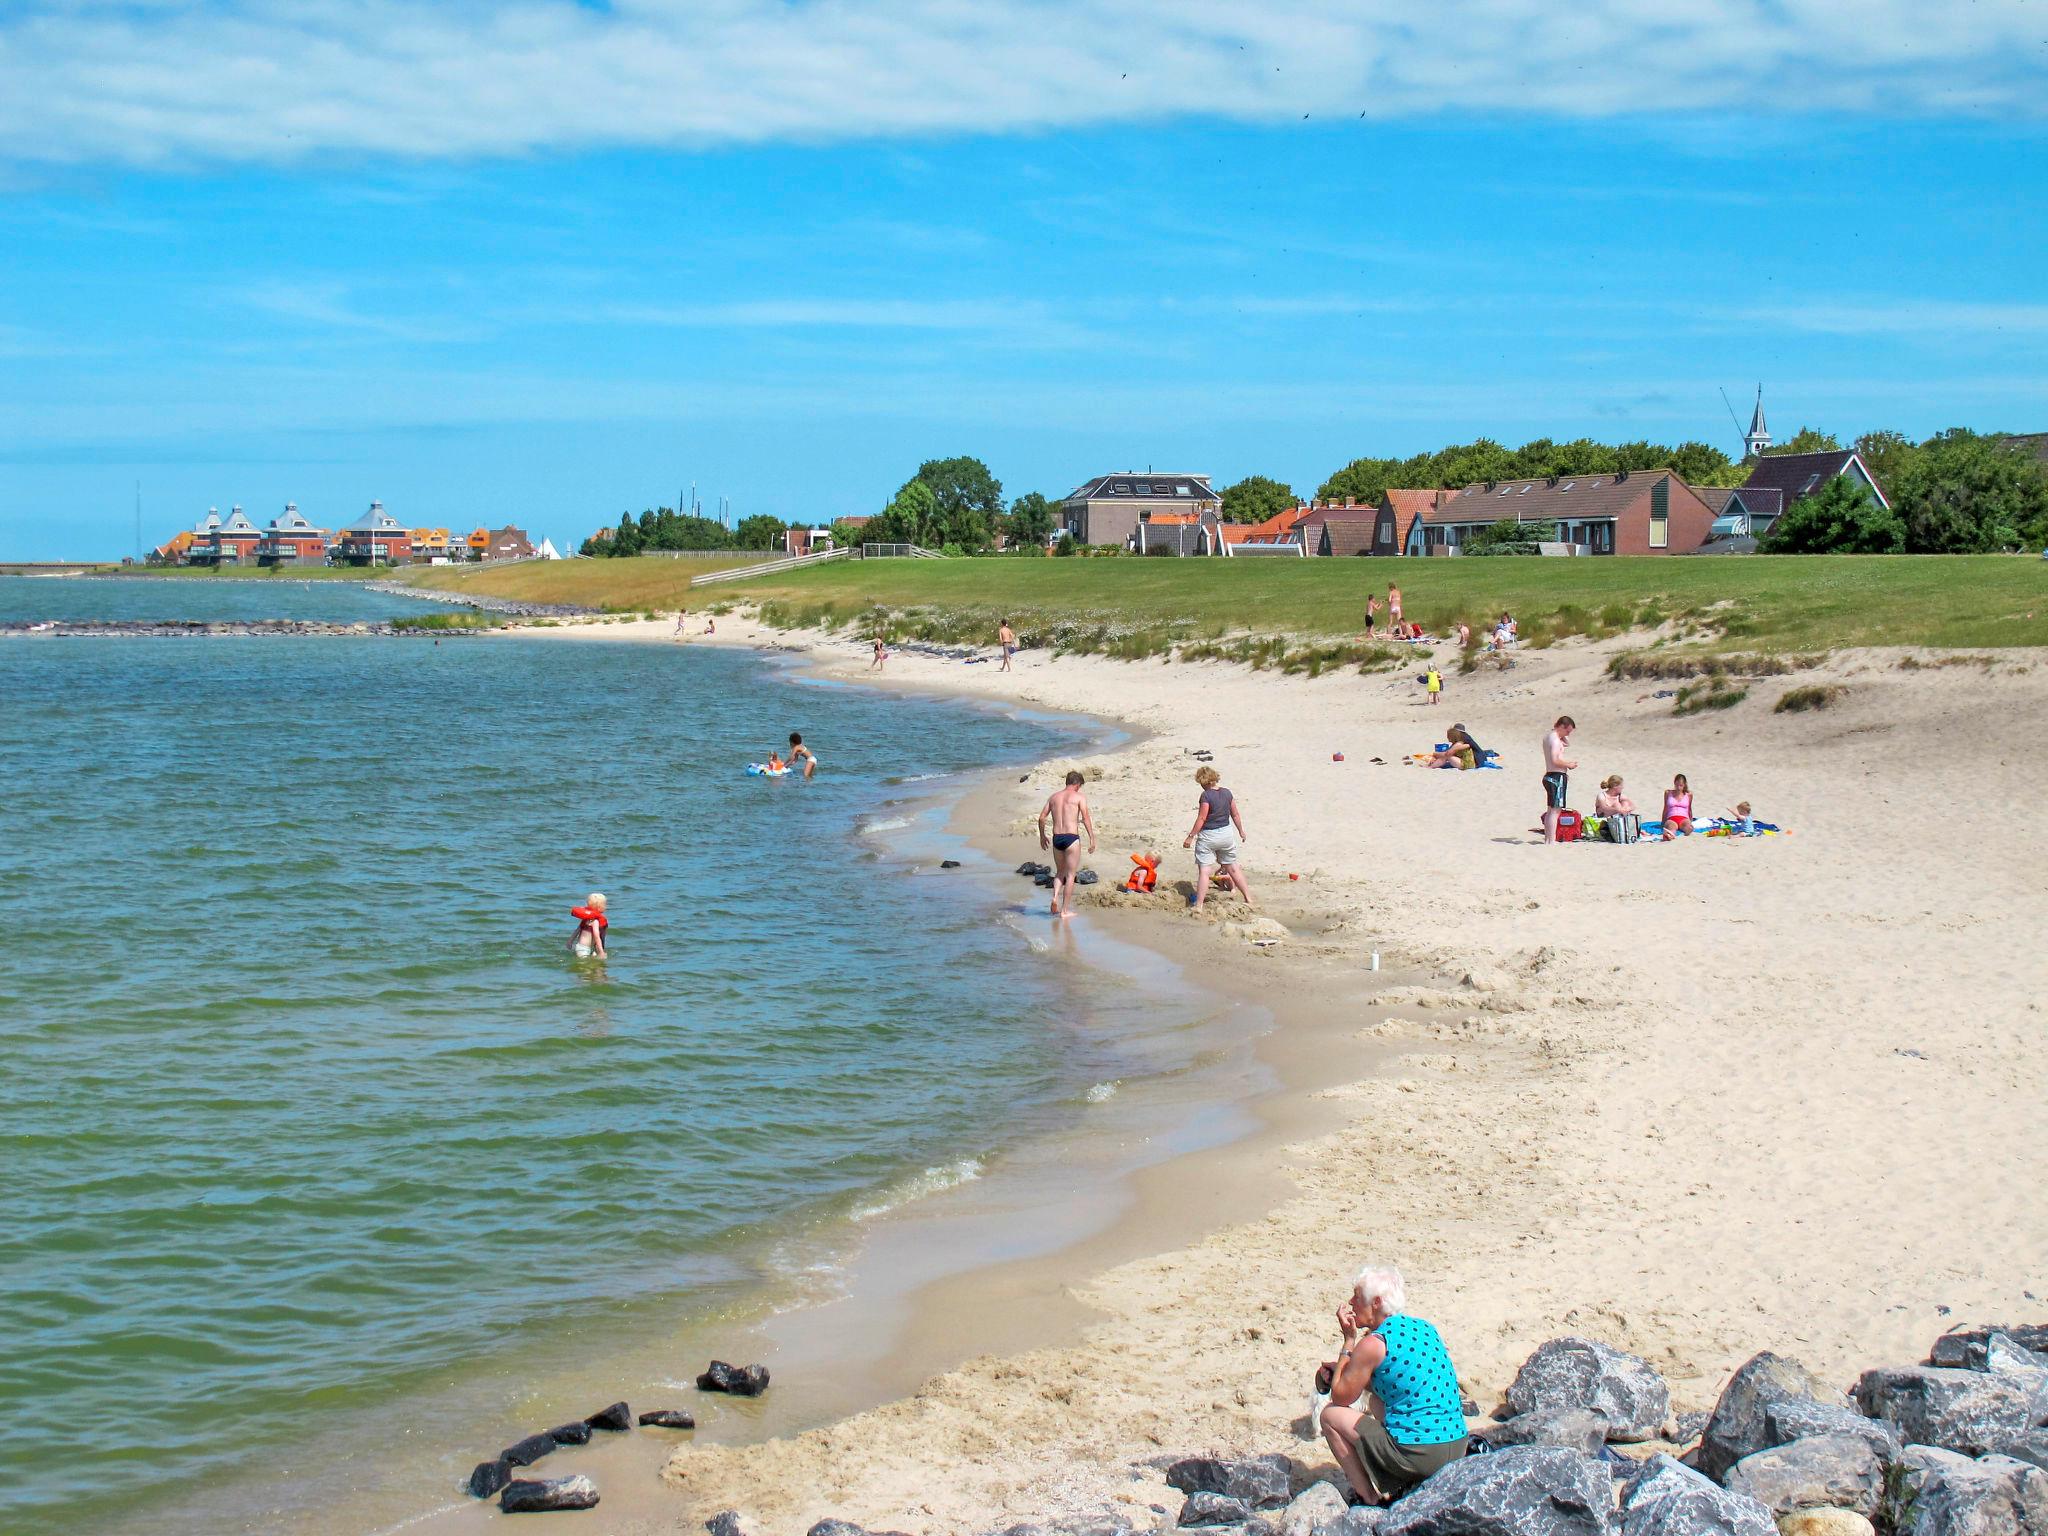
left=1743, top=301, right=2048, bottom=336
left=0, top=0, right=2040, bottom=168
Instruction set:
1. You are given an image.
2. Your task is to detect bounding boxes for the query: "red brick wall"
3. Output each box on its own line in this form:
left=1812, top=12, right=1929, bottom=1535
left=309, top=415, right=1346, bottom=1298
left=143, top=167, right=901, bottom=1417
left=1611, top=476, right=1716, bottom=556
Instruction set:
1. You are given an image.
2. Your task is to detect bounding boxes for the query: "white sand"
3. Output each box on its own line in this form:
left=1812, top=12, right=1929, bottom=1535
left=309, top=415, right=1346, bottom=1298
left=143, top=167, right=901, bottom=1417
left=517, top=614, right=2047, bottom=1533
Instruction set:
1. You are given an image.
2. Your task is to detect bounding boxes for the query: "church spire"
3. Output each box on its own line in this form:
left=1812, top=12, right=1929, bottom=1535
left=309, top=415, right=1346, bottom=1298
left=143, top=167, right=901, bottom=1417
left=1744, top=384, right=1771, bottom=459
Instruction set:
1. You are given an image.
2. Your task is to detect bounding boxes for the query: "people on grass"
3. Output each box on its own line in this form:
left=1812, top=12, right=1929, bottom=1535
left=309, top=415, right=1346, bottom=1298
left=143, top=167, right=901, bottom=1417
left=1182, top=765, right=1254, bottom=913
left=1541, top=715, right=1578, bottom=843
left=1037, top=770, right=1098, bottom=918
left=1316, top=1265, right=1467, bottom=1507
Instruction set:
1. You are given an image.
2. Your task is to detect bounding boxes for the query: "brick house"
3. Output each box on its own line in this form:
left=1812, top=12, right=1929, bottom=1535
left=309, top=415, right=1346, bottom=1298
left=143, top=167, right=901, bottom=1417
left=335, top=502, right=414, bottom=565
left=257, top=503, right=330, bottom=566
left=481, top=525, right=536, bottom=561
left=188, top=505, right=264, bottom=565
left=1060, top=473, right=1218, bottom=547
left=1404, top=470, right=1718, bottom=556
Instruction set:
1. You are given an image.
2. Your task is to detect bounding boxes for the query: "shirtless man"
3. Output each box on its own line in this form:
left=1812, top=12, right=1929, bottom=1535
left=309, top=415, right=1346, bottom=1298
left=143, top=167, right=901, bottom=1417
left=1541, top=715, right=1578, bottom=843
left=1037, top=770, right=1098, bottom=917
left=998, top=619, right=1016, bottom=673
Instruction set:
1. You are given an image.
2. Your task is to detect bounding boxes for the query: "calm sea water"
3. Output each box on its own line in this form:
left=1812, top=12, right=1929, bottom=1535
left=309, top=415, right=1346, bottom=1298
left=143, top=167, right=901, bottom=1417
left=0, top=577, right=1177, bottom=1530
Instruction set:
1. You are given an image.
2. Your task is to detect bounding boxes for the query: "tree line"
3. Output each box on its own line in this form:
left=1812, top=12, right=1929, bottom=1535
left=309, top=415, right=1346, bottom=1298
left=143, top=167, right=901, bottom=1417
left=1760, top=429, right=2048, bottom=554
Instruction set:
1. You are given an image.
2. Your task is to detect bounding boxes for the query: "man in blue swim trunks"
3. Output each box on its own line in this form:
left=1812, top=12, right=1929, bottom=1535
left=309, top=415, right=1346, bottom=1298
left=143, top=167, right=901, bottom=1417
left=1037, top=770, right=1098, bottom=918
left=1541, top=715, right=1577, bottom=843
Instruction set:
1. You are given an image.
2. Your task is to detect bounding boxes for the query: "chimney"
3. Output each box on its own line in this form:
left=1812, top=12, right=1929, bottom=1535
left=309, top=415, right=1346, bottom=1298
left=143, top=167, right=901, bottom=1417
left=1616, top=469, right=1629, bottom=483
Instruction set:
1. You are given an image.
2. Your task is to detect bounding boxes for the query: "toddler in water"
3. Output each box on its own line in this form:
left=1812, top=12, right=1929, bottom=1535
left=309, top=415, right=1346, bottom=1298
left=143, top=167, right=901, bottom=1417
left=569, top=893, right=608, bottom=958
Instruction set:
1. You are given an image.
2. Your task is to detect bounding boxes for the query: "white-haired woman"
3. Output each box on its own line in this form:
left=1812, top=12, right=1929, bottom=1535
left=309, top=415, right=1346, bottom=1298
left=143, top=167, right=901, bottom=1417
left=1316, top=1266, right=1467, bottom=1505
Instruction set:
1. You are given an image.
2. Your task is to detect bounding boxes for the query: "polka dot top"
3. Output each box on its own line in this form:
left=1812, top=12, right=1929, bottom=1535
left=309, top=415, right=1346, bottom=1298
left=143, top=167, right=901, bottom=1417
left=1369, top=1314, right=1466, bottom=1445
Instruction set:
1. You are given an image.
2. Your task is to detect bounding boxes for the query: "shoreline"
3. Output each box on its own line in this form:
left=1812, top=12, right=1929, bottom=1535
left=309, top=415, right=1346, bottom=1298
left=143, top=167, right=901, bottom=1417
left=469, top=610, right=2045, bottom=1534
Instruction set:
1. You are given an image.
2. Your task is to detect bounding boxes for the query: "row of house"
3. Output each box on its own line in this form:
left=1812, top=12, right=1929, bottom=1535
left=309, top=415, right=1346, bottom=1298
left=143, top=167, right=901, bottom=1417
left=1055, top=449, right=1888, bottom=559
left=158, top=503, right=551, bottom=567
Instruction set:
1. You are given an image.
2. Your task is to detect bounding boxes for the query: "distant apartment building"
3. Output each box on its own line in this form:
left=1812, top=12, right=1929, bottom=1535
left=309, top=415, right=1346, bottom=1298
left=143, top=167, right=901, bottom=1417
left=257, top=503, right=329, bottom=566
left=186, top=505, right=264, bottom=566
left=1059, top=472, right=1218, bottom=547
left=410, top=527, right=454, bottom=562
left=335, top=502, right=414, bottom=565
left=466, top=527, right=491, bottom=559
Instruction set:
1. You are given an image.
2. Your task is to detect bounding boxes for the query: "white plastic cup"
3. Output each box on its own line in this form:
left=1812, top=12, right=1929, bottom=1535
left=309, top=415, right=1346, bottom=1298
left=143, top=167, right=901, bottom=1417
left=1369, top=951, right=1381, bottom=971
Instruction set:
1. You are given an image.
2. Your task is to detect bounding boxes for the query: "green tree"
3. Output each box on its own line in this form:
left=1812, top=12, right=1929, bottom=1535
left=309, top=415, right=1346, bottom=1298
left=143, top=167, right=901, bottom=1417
left=873, top=478, right=942, bottom=546
left=915, top=456, right=1002, bottom=549
left=1890, top=430, right=2048, bottom=552
left=1318, top=456, right=1400, bottom=504
left=610, top=512, right=642, bottom=556
left=1669, top=441, right=1742, bottom=486
left=1853, top=430, right=1918, bottom=493
left=1219, top=474, right=1296, bottom=524
left=1764, top=427, right=1843, bottom=456
left=1006, top=491, right=1058, bottom=547
left=1761, top=475, right=1904, bottom=553
left=734, top=514, right=790, bottom=551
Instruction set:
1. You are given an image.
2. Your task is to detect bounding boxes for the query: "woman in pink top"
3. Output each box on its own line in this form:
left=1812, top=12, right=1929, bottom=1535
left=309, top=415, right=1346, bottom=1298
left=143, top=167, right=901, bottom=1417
left=1662, top=774, right=1694, bottom=837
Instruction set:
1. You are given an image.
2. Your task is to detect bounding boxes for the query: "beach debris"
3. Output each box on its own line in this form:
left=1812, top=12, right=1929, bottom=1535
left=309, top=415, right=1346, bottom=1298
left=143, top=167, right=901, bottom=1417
left=1855, top=1361, right=2044, bottom=1456
left=697, top=1360, right=771, bottom=1397
left=1504, top=1336, right=1672, bottom=1443
left=1474, top=1406, right=1611, bottom=1457
left=1376, top=1445, right=1609, bottom=1534
left=1177, top=1491, right=1253, bottom=1527
left=1618, top=1453, right=1776, bottom=1535
left=1885, top=1445, right=2048, bottom=1535
left=1164, top=1454, right=1291, bottom=1509
left=501, top=1473, right=600, bottom=1513
left=1076, top=868, right=1099, bottom=885
left=640, top=1409, right=697, bottom=1429
left=467, top=1458, right=515, bottom=1499
left=1724, top=1434, right=1885, bottom=1520
left=500, top=1431, right=558, bottom=1468
left=706, top=1512, right=749, bottom=1536
left=1774, top=1512, right=1875, bottom=1536
left=546, top=1419, right=593, bottom=1446
left=1332, top=752, right=1345, bottom=761
left=584, top=1400, right=633, bottom=1433
left=1016, top=861, right=1052, bottom=878
left=940, top=859, right=962, bottom=869
left=1699, top=1352, right=1847, bottom=1480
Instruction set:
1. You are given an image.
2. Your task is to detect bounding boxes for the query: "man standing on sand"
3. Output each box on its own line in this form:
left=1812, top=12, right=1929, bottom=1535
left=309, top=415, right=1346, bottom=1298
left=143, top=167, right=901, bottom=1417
left=1541, top=715, right=1578, bottom=843
left=999, top=619, right=1016, bottom=672
left=1037, top=770, right=1098, bottom=918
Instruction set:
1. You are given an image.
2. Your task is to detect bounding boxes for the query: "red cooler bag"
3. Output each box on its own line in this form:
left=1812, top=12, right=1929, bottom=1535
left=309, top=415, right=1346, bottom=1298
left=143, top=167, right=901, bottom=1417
left=1555, top=808, right=1583, bottom=842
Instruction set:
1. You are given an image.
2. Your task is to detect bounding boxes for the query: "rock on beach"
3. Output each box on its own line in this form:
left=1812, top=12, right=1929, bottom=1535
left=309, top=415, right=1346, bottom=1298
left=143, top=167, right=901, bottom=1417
left=1164, top=1455, right=1293, bottom=1510
left=501, top=1473, right=600, bottom=1513
left=1378, top=1445, right=1613, bottom=1535
left=697, top=1361, right=771, bottom=1396
left=1476, top=1406, right=1612, bottom=1457
left=1723, top=1434, right=1886, bottom=1519
left=584, top=1400, right=633, bottom=1432
left=1699, top=1353, right=1847, bottom=1481
left=1854, top=1365, right=2044, bottom=1457
left=500, top=1431, right=557, bottom=1467
left=1619, top=1453, right=1776, bottom=1536
left=1503, top=1336, right=1671, bottom=1443
left=466, top=1458, right=514, bottom=1499
left=641, top=1408, right=698, bottom=1428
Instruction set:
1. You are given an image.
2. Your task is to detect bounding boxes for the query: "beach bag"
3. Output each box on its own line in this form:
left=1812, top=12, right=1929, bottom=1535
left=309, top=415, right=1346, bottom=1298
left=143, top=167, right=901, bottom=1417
left=1603, top=813, right=1640, bottom=844
left=1555, top=808, right=1583, bottom=843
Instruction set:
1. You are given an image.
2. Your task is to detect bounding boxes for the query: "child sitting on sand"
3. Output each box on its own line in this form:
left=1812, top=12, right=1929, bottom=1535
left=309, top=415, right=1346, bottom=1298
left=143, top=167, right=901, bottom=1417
left=569, top=893, right=608, bottom=958
left=1727, top=800, right=1757, bottom=835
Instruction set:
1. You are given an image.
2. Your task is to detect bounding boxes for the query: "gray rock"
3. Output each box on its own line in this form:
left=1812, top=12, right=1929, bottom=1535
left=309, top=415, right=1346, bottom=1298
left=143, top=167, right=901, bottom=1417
left=2001, top=1433, right=2048, bottom=1474
left=546, top=1420, right=593, bottom=1446
left=1986, top=1335, right=2048, bottom=1388
left=1855, top=1366, right=2046, bottom=1457
left=1699, top=1353, right=1846, bottom=1482
left=640, top=1409, right=698, bottom=1429
left=1618, top=1453, right=1774, bottom=1536
left=585, top=1401, right=633, bottom=1433
left=698, top=1360, right=771, bottom=1396
left=1504, top=1337, right=1671, bottom=1443
left=501, top=1474, right=600, bottom=1513
left=1477, top=1408, right=1612, bottom=1457
left=1775, top=1513, right=1875, bottom=1536
left=500, top=1432, right=557, bottom=1468
left=805, top=1523, right=912, bottom=1536
left=1723, top=1435, right=1885, bottom=1518
left=1888, top=1450, right=2048, bottom=1536
left=1310, top=1513, right=1386, bottom=1536
left=1765, top=1401, right=1902, bottom=1462
left=1183, top=1493, right=1255, bottom=1528
left=1379, top=1445, right=1614, bottom=1535
left=706, top=1511, right=747, bottom=1536
left=1930, top=1328, right=2048, bottom=1369
left=1277, top=1482, right=1349, bottom=1536
left=1166, top=1456, right=1294, bottom=1510
left=467, top=1458, right=514, bottom=1499
left=1669, top=1411, right=1710, bottom=1447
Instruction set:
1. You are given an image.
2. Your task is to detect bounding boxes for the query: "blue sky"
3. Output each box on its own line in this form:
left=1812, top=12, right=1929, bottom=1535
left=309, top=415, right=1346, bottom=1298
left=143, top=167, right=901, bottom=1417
left=1, top=1, right=2044, bottom=559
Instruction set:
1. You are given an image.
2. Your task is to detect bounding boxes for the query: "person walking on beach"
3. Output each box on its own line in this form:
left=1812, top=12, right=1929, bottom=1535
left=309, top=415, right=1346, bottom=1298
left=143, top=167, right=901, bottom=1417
left=674, top=610, right=688, bottom=642
left=1541, top=715, right=1578, bottom=843
left=1183, top=766, right=1253, bottom=913
left=871, top=632, right=887, bottom=671
left=1037, top=770, right=1098, bottom=918
left=999, top=619, right=1016, bottom=672
left=787, top=732, right=817, bottom=780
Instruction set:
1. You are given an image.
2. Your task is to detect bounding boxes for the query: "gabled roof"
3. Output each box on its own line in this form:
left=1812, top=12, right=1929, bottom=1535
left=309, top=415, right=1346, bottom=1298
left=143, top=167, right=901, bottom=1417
left=1234, top=504, right=1315, bottom=541
left=1295, top=503, right=1378, bottom=529
left=1739, top=450, right=1889, bottom=510
left=1379, top=489, right=1452, bottom=551
left=1416, top=471, right=1679, bottom=526
left=1067, top=473, right=1215, bottom=501
left=1319, top=521, right=1377, bottom=556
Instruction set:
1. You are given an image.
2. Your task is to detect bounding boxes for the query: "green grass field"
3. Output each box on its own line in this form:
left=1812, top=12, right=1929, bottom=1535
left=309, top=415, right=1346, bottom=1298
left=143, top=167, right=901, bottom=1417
left=407, top=553, right=2048, bottom=655
left=402, top=554, right=762, bottom=610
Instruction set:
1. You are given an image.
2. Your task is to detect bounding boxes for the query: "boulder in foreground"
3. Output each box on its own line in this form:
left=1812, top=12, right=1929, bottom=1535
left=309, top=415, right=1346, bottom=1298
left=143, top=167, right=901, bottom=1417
left=1164, top=1455, right=1293, bottom=1510
left=584, top=1400, right=633, bottom=1433
left=1723, top=1434, right=1885, bottom=1519
left=641, top=1408, right=698, bottom=1428
left=1276, top=1481, right=1347, bottom=1536
left=1886, top=1446, right=2048, bottom=1536
left=466, top=1458, right=514, bottom=1499
left=697, top=1360, right=771, bottom=1396
left=500, top=1431, right=557, bottom=1467
left=1477, top=1407, right=1612, bottom=1457
left=1504, top=1336, right=1671, bottom=1443
left=1180, top=1491, right=1254, bottom=1527
left=1854, top=1365, right=2043, bottom=1457
left=1700, top=1353, right=1846, bottom=1482
left=546, top=1419, right=593, bottom=1446
left=501, top=1473, right=600, bottom=1513
left=1378, top=1445, right=1613, bottom=1535
left=1618, top=1452, right=1774, bottom=1536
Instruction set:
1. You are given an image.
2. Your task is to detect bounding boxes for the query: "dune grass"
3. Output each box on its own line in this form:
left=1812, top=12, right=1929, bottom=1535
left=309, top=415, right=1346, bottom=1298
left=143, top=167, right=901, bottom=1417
left=401, top=555, right=763, bottom=610
left=718, top=554, right=2047, bottom=655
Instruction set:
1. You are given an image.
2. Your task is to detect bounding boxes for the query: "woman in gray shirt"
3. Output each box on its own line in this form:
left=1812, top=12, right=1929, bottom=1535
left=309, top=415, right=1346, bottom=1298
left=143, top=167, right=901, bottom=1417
left=1182, top=765, right=1254, bottom=912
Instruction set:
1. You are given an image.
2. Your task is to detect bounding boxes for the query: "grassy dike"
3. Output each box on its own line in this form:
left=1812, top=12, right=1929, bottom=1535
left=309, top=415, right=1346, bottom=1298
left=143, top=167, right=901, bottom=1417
left=402, top=554, right=762, bottom=611
left=413, top=552, right=2048, bottom=658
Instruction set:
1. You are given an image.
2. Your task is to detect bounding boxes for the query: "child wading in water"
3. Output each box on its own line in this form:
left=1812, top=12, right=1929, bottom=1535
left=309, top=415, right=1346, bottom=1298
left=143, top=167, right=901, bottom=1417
left=569, top=893, right=608, bottom=957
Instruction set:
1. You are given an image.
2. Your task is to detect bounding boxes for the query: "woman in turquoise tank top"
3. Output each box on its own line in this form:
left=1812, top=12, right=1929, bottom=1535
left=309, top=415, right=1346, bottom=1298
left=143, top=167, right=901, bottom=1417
left=1317, top=1265, right=1468, bottom=1505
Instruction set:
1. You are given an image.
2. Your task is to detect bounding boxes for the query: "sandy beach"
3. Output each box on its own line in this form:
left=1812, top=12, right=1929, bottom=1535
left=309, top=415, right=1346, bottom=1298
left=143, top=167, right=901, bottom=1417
left=492, top=613, right=2046, bottom=1534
